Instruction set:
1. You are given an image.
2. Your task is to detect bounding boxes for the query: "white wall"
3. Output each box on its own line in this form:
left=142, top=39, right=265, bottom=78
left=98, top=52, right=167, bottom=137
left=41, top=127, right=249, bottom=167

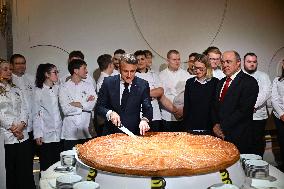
left=12, top=0, right=284, bottom=80
left=0, top=34, right=7, bottom=59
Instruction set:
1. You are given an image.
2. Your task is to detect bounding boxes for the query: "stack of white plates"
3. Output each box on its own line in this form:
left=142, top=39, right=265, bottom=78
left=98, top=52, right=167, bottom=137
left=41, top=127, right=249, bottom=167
left=244, top=160, right=269, bottom=179
left=240, top=154, right=262, bottom=170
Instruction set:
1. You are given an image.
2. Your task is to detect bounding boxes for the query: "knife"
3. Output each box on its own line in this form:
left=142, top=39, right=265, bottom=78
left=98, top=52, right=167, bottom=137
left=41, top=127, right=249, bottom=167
left=117, top=124, right=137, bottom=137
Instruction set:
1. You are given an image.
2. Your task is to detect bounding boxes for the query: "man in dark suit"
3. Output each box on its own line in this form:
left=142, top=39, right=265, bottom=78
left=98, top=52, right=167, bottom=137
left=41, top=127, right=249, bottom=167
left=96, top=53, right=153, bottom=136
left=212, top=50, right=259, bottom=153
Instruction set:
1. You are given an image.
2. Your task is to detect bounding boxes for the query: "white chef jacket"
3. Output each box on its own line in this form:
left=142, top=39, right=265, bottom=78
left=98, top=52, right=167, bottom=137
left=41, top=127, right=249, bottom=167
left=59, top=80, right=97, bottom=140
left=271, top=77, right=284, bottom=119
left=32, top=84, right=62, bottom=143
left=97, top=72, right=110, bottom=93
left=0, top=83, right=28, bottom=144
left=12, top=73, right=34, bottom=132
left=245, top=70, right=271, bottom=120
left=159, top=67, right=192, bottom=121
left=213, top=69, right=225, bottom=80
left=136, top=70, right=162, bottom=121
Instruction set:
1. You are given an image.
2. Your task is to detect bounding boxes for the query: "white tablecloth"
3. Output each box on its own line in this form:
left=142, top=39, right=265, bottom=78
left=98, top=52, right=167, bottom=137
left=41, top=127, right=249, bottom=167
left=40, top=161, right=284, bottom=189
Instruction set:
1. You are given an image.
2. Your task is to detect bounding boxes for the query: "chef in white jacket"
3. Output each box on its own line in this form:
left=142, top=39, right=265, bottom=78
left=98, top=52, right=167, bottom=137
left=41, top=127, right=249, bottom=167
left=10, top=54, right=35, bottom=137
left=33, top=63, right=63, bottom=171
left=0, top=60, right=35, bottom=189
left=60, top=50, right=96, bottom=89
left=59, top=59, right=97, bottom=150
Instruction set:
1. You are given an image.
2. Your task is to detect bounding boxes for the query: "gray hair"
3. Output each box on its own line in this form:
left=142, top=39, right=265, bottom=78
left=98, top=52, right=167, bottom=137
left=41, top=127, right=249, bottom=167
left=120, top=53, right=138, bottom=65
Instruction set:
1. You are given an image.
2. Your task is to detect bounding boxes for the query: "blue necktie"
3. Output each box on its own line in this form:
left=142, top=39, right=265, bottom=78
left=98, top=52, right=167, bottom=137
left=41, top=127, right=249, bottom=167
left=121, top=83, right=130, bottom=111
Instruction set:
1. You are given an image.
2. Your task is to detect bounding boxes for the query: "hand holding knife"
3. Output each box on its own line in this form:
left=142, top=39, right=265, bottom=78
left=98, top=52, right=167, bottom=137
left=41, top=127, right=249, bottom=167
left=109, top=111, right=150, bottom=136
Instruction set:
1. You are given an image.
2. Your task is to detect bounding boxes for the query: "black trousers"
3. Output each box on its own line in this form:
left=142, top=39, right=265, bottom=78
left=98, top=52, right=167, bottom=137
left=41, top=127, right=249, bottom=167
left=273, top=115, right=284, bottom=165
left=5, top=140, right=36, bottom=189
left=161, top=120, right=183, bottom=132
left=63, top=139, right=89, bottom=151
left=250, top=119, right=267, bottom=157
left=40, top=141, right=62, bottom=171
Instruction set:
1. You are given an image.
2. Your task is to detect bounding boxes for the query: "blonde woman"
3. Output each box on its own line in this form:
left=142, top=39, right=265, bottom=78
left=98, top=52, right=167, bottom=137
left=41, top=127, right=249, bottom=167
left=183, top=54, right=219, bottom=134
left=0, top=60, right=35, bottom=189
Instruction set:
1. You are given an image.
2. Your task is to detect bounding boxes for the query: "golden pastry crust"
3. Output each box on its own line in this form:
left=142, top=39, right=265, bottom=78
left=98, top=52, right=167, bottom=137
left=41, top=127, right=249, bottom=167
left=77, top=132, right=240, bottom=176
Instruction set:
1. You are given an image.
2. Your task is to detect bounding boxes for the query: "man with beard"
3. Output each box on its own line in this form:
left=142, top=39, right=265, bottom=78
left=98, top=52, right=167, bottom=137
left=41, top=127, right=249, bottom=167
left=112, top=49, right=125, bottom=76
left=243, top=52, right=271, bottom=157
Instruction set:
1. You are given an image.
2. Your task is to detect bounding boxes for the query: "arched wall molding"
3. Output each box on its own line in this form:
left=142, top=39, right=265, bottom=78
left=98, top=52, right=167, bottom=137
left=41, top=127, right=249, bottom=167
left=128, top=0, right=229, bottom=62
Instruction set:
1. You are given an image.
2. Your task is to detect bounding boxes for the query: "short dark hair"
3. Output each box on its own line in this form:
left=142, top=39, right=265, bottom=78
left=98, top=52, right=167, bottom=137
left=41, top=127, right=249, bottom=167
left=69, top=50, right=84, bottom=61
left=167, top=50, right=179, bottom=59
left=97, top=54, right=112, bottom=71
left=188, top=52, right=198, bottom=59
left=203, top=46, right=220, bottom=55
left=120, top=53, right=138, bottom=65
left=68, top=59, right=87, bottom=75
left=10, top=54, right=26, bottom=64
left=134, top=50, right=146, bottom=57
left=114, top=49, right=125, bottom=55
left=144, top=50, right=153, bottom=57
left=35, top=63, right=56, bottom=88
left=244, top=52, right=257, bottom=60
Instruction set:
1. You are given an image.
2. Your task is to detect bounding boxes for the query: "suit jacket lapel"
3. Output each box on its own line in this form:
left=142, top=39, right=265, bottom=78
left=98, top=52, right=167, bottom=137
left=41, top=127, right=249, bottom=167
left=217, top=78, right=225, bottom=100
left=113, top=75, right=121, bottom=113
left=225, top=71, right=243, bottom=98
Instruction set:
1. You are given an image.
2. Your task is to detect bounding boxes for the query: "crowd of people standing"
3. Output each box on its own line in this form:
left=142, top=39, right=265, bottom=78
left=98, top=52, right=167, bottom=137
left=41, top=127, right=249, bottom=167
left=0, top=46, right=283, bottom=189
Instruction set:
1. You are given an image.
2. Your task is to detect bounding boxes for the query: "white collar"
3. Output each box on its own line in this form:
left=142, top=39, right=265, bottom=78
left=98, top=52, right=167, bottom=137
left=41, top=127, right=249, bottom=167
left=229, top=69, right=241, bottom=81
left=194, top=77, right=211, bottom=84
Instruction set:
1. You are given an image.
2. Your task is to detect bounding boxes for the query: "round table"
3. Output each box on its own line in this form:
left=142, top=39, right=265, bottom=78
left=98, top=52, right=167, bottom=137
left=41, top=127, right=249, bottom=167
left=40, top=157, right=284, bottom=189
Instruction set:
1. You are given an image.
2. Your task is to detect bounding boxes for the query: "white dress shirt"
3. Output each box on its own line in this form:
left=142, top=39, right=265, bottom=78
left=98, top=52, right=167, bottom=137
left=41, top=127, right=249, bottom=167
left=136, top=70, right=162, bottom=121
left=32, top=84, right=62, bottom=143
left=97, top=72, right=110, bottom=93
left=219, top=69, right=241, bottom=99
left=245, top=70, right=271, bottom=120
left=271, top=77, right=284, bottom=119
left=12, top=73, right=34, bottom=132
left=0, top=83, right=29, bottom=144
left=159, top=67, right=192, bottom=121
left=59, top=80, right=97, bottom=140
left=213, top=69, right=225, bottom=80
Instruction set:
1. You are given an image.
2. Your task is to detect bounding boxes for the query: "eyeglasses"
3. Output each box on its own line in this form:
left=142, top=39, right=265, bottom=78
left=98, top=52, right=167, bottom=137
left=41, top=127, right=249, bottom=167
left=209, top=57, right=220, bottom=61
left=193, top=66, right=206, bottom=72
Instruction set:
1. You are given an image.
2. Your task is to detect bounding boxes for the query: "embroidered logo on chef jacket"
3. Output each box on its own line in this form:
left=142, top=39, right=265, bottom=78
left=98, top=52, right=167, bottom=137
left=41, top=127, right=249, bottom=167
left=219, top=169, right=232, bottom=184
left=151, top=177, right=166, bottom=189
left=87, top=168, right=98, bottom=181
